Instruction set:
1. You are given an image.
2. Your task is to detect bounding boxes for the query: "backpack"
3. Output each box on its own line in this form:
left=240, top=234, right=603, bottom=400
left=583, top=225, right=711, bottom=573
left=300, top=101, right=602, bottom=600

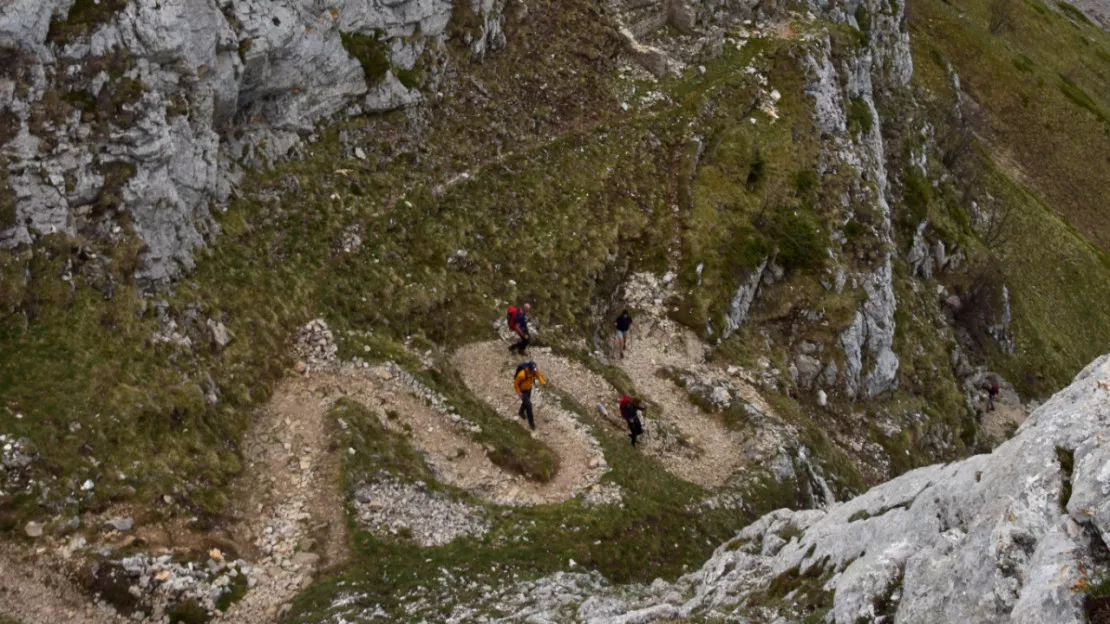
left=507, top=306, right=519, bottom=330
left=515, top=361, right=535, bottom=378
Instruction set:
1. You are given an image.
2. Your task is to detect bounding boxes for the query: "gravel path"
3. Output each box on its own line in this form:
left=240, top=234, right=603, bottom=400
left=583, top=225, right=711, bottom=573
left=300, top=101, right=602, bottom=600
left=452, top=342, right=608, bottom=505
left=216, top=374, right=350, bottom=624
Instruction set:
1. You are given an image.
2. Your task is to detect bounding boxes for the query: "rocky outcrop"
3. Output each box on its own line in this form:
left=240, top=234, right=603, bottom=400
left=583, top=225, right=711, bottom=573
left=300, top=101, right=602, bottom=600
left=0, top=0, right=505, bottom=282
left=801, top=0, right=914, bottom=399
left=427, top=353, right=1110, bottom=623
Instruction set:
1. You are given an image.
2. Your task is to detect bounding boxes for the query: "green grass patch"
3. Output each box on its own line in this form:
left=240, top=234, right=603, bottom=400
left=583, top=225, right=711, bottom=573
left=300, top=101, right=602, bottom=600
left=855, top=4, right=873, bottom=42
left=47, top=0, right=129, bottom=46
left=1012, top=53, right=1036, bottom=72
left=1057, top=2, right=1094, bottom=25
left=340, top=31, right=390, bottom=84
left=1058, top=74, right=1107, bottom=121
left=0, top=173, right=15, bottom=230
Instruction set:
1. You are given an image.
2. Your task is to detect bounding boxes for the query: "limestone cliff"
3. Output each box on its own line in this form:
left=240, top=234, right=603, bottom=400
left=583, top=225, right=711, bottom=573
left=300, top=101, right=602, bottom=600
left=0, top=0, right=504, bottom=282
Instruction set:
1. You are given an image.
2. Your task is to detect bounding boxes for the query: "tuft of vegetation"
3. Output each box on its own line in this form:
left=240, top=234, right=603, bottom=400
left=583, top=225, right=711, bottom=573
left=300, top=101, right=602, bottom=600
left=167, top=599, right=210, bottom=624
left=750, top=557, right=834, bottom=620
left=758, top=208, right=829, bottom=272
left=843, top=218, right=865, bottom=240
left=1058, top=74, right=1107, bottom=122
left=794, top=169, right=819, bottom=195
left=339, top=31, right=390, bottom=85
left=1057, top=445, right=1074, bottom=510
left=1057, top=2, right=1094, bottom=25
left=855, top=4, right=873, bottom=41
left=902, top=169, right=932, bottom=226
left=0, top=173, right=16, bottom=231
left=1085, top=573, right=1110, bottom=624
left=46, top=0, right=129, bottom=46
left=1012, top=53, right=1035, bottom=72
left=847, top=97, right=874, bottom=135
left=215, top=572, right=249, bottom=612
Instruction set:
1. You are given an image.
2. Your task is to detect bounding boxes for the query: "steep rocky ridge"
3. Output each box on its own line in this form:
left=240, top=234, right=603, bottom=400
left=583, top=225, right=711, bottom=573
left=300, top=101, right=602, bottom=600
left=427, top=353, right=1110, bottom=623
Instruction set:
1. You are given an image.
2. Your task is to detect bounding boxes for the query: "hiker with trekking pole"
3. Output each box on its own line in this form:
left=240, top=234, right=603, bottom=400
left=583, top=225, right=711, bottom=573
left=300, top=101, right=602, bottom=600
left=513, top=361, right=546, bottom=430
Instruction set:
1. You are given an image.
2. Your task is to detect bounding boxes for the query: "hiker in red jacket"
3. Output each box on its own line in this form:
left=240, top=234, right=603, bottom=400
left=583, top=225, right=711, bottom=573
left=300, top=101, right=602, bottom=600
left=507, top=303, right=532, bottom=355
left=985, top=376, right=1000, bottom=412
left=619, top=395, right=645, bottom=446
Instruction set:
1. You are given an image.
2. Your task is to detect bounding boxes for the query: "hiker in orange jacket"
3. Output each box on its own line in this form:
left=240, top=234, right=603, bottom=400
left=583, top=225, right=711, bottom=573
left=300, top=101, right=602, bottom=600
left=513, top=361, right=546, bottom=430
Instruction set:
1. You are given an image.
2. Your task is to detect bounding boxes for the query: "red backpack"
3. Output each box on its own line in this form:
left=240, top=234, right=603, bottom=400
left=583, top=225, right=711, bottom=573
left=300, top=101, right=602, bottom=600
left=507, top=305, right=518, bottom=330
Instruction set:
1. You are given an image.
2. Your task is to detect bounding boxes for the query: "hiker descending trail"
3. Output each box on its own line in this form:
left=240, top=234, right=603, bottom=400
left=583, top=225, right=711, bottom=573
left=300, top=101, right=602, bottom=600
left=613, top=319, right=745, bottom=486
left=507, top=303, right=533, bottom=355
left=529, top=344, right=745, bottom=487
left=453, top=342, right=608, bottom=502
left=619, top=395, right=645, bottom=446
left=514, top=361, right=547, bottom=429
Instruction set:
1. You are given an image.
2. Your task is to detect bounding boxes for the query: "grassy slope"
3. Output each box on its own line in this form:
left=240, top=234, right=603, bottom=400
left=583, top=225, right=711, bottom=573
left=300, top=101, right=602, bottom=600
left=910, top=0, right=1110, bottom=395
left=912, top=0, right=1110, bottom=246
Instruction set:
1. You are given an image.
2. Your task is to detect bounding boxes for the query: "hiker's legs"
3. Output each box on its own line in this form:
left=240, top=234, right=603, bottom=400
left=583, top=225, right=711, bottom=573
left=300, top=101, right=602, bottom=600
left=519, top=389, right=530, bottom=419
left=627, top=416, right=642, bottom=446
left=511, top=333, right=529, bottom=354
left=520, top=390, right=534, bottom=429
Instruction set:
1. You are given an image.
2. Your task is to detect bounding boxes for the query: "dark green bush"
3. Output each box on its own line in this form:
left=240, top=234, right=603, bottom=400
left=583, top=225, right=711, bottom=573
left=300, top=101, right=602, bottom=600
left=47, top=0, right=129, bottom=45
left=902, top=170, right=932, bottom=224
left=794, top=169, right=819, bottom=195
left=843, top=219, right=864, bottom=240
left=760, top=208, right=828, bottom=272
left=340, top=31, right=390, bottom=84
left=855, top=4, right=872, bottom=41
left=847, top=97, right=874, bottom=135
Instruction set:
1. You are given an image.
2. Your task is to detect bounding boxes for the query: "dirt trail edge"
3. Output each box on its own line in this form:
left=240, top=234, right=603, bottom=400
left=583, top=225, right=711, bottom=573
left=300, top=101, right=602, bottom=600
left=0, top=545, right=126, bottom=624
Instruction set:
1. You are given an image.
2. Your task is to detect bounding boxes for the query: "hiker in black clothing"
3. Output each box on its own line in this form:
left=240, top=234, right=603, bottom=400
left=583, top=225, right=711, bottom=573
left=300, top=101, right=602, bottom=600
left=615, top=310, right=632, bottom=359
left=619, top=395, right=645, bottom=446
left=509, top=303, right=532, bottom=355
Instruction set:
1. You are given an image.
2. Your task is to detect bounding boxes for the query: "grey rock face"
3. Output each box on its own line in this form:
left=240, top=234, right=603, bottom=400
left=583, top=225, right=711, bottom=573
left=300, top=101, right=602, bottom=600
left=720, top=258, right=767, bottom=340
left=428, top=354, right=1110, bottom=624
left=1, top=0, right=504, bottom=282
left=802, top=1, right=907, bottom=399
left=104, top=517, right=134, bottom=532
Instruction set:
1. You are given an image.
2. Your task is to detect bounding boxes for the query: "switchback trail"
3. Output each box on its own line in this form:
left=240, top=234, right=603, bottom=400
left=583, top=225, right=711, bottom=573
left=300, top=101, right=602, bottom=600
left=451, top=343, right=608, bottom=504
left=524, top=337, right=747, bottom=488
